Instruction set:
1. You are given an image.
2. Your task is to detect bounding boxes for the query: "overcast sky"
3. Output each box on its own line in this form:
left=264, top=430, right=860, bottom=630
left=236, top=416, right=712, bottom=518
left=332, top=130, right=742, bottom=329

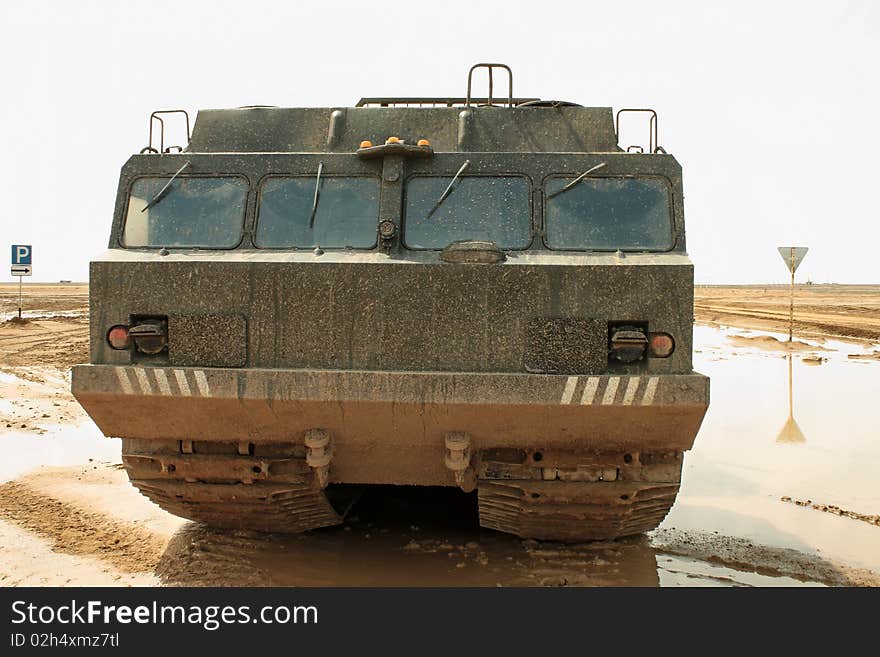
left=1, top=0, right=877, bottom=283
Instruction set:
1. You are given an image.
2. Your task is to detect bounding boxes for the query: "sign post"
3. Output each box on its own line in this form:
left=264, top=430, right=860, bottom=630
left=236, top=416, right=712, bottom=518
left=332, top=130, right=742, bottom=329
left=777, top=246, right=808, bottom=342
left=11, top=244, right=33, bottom=320
left=776, top=353, right=806, bottom=444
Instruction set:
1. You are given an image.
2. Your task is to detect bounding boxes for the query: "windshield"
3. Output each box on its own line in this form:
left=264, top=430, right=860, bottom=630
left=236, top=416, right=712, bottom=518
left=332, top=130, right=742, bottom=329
left=123, top=176, right=248, bottom=248
left=545, top=177, right=673, bottom=251
left=257, top=176, right=380, bottom=248
left=404, top=176, right=530, bottom=249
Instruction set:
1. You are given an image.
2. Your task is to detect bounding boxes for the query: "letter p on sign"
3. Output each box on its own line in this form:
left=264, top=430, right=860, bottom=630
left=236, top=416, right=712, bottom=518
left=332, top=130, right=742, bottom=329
left=12, top=245, right=32, bottom=265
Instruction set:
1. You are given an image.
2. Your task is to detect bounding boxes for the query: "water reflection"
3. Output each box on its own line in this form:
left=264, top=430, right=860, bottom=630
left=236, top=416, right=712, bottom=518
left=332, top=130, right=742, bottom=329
left=670, top=326, right=880, bottom=574
left=775, top=355, right=806, bottom=444
left=156, top=486, right=662, bottom=587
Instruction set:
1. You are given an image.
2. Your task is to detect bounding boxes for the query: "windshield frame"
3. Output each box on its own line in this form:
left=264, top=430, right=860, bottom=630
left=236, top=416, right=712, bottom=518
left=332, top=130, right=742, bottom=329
left=254, top=173, right=382, bottom=251
left=541, top=173, right=676, bottom=253
left=120, top=174, right=250, bottom=250
left=402, top=172, right=534, bottom=251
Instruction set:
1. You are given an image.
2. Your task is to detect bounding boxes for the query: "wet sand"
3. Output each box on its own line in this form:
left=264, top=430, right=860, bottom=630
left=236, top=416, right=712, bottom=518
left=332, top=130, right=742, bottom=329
left=694, top=284, right=880, bottom=344
left=0, top=283, right=89, bottom=372
left=1, top=283, right=879, bottom=586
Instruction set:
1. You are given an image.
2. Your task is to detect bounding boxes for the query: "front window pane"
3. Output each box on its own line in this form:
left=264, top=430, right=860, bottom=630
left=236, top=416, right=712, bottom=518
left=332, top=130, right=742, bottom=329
left=257, top=177, right=379, bottom=248
left=545, top=177, right=672, bottom=250
left=123, top=177, right=248, bottom=248
left=404, top=176, right=530, bottom=249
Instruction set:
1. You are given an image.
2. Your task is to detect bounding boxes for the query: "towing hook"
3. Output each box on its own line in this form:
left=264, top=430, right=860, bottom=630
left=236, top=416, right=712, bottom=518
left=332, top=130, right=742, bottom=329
left=305, top=429, right=334, bottom=489
left=444, top=432, right=476, bottom=492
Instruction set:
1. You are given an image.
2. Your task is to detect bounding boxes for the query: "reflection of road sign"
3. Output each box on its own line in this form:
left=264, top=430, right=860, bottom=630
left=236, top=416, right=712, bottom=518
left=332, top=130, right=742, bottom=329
left=777, top=246, right=808, bottom=274
left=12, top=265, right=32, bottom=277
left=776, top=354, right=806, bottom=444
left=11, top=244, right=32, bottom=266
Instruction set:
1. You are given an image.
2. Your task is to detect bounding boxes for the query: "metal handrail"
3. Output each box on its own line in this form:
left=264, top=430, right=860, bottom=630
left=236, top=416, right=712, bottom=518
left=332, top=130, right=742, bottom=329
left=615, top=108, right=660, bottom=153
left=466, top=64, right=514, bottom=108
left=145, top=110, right=191, bottom=154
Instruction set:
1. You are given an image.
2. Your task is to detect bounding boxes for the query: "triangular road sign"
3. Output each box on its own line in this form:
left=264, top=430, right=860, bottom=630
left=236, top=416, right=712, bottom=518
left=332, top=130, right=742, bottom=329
left=777, top=246, right=809, bottom=274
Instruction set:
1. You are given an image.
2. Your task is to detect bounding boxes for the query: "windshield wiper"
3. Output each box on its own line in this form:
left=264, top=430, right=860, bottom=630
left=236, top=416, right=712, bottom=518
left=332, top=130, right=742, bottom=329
left=141, top=160, right=191, bottom=212
left=308, top=161, right=324, bottom=228
left=546, top=162, right=607, bottom=199
left=427, top=159, right=470, bottom=219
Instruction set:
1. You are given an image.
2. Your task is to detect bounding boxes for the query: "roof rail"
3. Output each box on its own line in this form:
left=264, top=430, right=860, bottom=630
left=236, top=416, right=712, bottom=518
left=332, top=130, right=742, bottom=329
left=615, top=108, right=664, bottom=154
left=466, top=63, right=514, bottom=108
left=141, top=110, right=191, bottom=154
left=356, top=97, right=540, bottom=108
left=358, top=62, right=528, bottom=109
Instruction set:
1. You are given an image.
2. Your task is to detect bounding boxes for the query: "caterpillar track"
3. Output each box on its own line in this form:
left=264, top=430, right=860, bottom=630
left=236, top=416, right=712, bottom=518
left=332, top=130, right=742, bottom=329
left=121, top=439, right=343, bottom=533
left=122, top=438, right=681, bottom=541
left=477, top=449, right=683, bottom=541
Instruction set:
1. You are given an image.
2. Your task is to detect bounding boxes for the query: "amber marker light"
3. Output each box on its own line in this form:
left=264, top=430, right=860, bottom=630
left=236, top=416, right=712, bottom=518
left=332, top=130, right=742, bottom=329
left=359, top=140, right=373, bottom=148
left=649, top=333, right=675, bottom=358
left=417, top=139, right=430, bottom=147
left=385, top=136, right=402, bottom=144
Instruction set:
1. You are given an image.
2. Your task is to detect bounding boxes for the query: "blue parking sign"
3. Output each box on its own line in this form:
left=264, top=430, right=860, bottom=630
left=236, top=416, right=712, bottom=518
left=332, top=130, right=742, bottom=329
left=12, top=244, right=32, bottom=265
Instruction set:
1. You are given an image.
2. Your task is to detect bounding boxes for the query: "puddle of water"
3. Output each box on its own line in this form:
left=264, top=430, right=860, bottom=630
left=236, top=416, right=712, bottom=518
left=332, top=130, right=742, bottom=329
left=699, top=323, right=879, bottom=357
left=0, top=371, right=21, bottom=384
left=664, top=325, right=880, bottom=572
left=656, top=554, right=824, bottom=587
left=0, top=424, right=120, bottom=484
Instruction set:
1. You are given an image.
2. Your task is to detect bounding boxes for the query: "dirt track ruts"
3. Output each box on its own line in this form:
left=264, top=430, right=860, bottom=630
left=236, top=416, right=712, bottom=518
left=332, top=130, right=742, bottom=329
left=695, top=284, right=880, bottom=343
left=0, top=480, right=166, bottom=574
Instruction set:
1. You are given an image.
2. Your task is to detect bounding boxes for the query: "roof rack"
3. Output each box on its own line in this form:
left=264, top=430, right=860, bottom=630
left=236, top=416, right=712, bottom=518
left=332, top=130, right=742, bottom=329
left=360, top=63, right=531, bottom=108
left=356, top=97, right=540, bottom=108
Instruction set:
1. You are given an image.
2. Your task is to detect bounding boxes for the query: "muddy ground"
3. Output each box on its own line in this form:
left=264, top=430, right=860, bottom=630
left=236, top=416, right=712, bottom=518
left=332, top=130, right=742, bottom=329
left=694, top=284, right=880, bottom=346
left=1, top=282, right=879, bottom=586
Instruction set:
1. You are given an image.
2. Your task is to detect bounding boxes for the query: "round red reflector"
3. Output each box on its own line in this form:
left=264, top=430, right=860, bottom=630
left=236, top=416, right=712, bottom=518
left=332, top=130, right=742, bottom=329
left=649, top=333, right=675, bottom=358
left=107, top=325, right=130, bottom=350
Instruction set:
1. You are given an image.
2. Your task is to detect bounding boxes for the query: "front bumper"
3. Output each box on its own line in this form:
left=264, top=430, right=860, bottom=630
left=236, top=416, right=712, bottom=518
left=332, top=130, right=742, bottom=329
left=72, top=364, right=709, bottom=484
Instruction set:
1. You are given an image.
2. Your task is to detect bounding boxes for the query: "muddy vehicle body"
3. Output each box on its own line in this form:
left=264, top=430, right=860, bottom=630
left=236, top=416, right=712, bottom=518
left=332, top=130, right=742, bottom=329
left=72, top=65, right=709, bottom=541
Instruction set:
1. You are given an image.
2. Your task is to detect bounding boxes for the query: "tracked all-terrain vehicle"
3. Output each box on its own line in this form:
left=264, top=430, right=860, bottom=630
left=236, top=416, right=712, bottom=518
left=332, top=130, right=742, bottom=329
left=72, top=64, right=709, bottom=541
